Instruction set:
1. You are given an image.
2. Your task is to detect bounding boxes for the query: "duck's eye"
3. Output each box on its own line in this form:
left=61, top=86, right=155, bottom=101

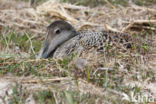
left=55, top=28, right=61, bottom=34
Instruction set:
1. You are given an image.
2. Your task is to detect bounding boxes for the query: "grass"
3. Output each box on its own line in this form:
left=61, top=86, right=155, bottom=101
left=8, top=83, right=127, bottom=104
left=0, top=0, right=155, bottom=103
left=7, top=82, right=146, bottom=104
left=0, top=25, right=155, bottom=103
left=132, top=0, right=156, bottom=6
left=20, top=0, right=156, bottom=7
left=33, top=90, right=56, bottom=104
left=0, top=27, right=41, bottom=58
left=61, top=0, right=156, bottom=7
left=8, top=84, right=29, bottom=104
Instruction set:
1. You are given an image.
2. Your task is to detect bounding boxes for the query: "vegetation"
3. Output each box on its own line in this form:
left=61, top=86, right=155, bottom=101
left=0, top=0, right=155, bottom=104
left=21, top=0, right=156, bottom=7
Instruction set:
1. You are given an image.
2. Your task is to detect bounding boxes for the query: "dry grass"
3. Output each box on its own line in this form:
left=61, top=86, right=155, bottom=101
left=0, top=0, right=156, bottom=104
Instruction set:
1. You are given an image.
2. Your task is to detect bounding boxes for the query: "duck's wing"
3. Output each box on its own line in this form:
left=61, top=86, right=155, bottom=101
left=53, top=31, right=132, bottom=58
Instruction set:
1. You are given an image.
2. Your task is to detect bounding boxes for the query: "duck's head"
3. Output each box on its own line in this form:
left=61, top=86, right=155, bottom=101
left=38, top=20, right=77, bottom=58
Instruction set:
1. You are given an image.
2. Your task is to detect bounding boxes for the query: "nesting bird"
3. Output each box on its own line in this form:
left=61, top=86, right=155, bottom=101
left=38, top=20, right=131, bottom=58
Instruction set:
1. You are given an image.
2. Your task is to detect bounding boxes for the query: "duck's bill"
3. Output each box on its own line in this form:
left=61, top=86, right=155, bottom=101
left=37, top=34, right=68, bottom=59
left=37, top=40, right=57, bottom=59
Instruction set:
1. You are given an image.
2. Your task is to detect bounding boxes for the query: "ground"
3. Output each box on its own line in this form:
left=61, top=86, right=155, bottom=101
left=0, top=0, right=156, bottom=104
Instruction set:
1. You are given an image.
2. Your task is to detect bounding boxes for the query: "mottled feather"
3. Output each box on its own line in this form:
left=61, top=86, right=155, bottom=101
left=53, top=30, right=131, bottom=58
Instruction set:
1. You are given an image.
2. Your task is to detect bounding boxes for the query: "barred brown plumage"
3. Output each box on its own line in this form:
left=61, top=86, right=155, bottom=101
left=38, top=20, right=132, bottom=58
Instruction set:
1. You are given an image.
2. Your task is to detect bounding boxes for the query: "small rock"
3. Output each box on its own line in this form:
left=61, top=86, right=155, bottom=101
left=74, top=58, right=88, bottom=70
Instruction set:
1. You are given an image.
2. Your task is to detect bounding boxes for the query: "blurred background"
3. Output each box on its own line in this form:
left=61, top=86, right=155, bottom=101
left=25, top=0, right=156, bottom=7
